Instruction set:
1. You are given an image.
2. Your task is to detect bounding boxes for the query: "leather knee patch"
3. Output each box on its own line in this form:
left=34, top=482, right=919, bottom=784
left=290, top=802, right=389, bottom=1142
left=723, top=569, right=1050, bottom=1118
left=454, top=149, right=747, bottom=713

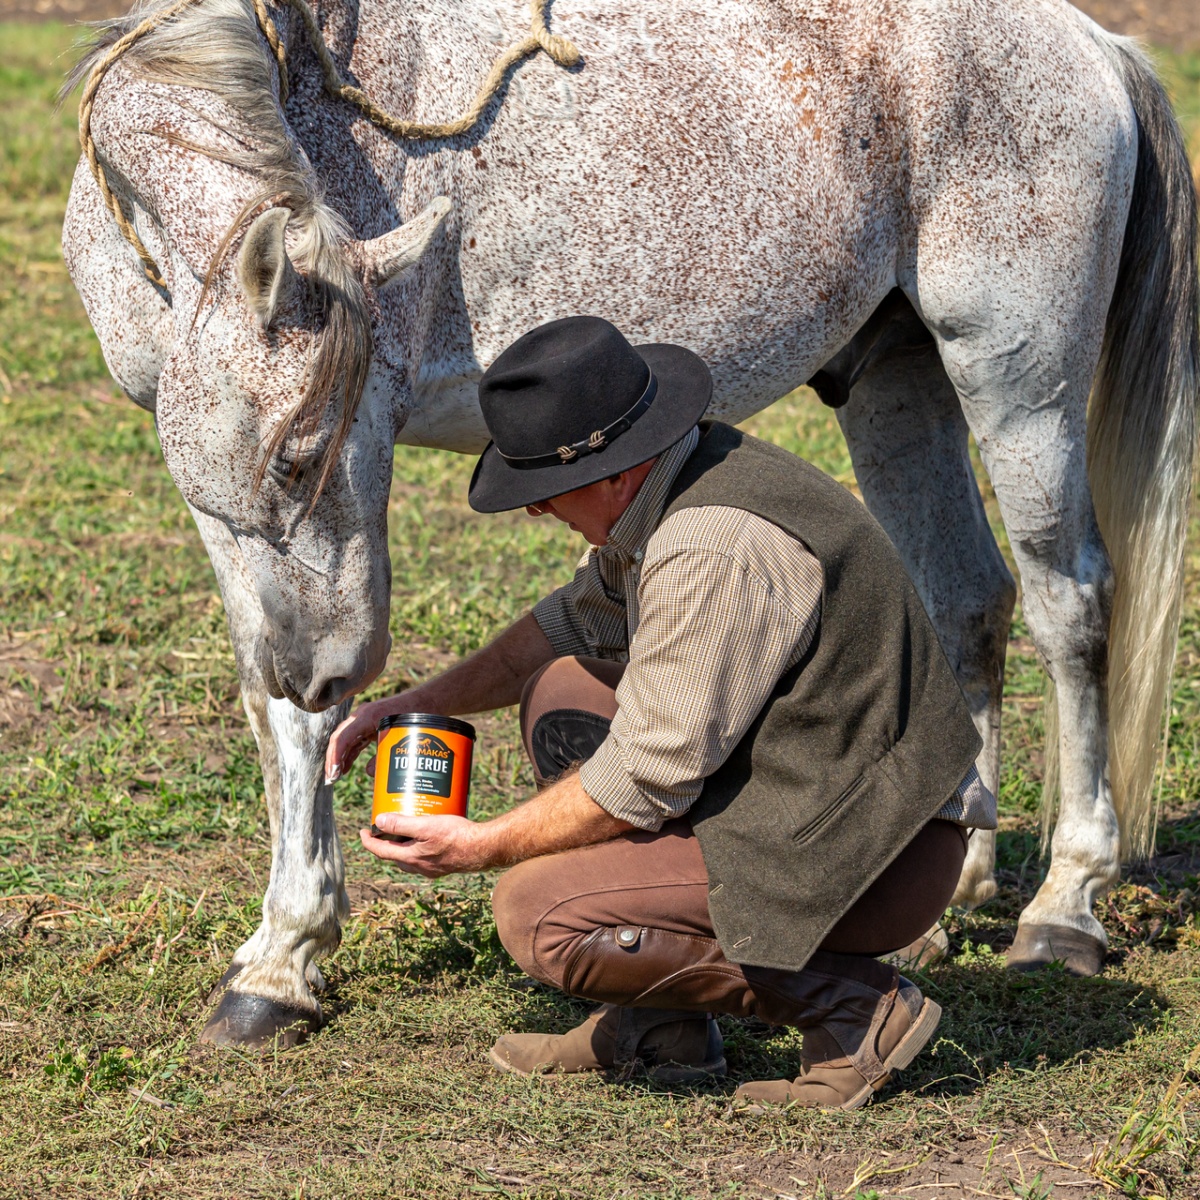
left=530, top=709, right=612, bottom=781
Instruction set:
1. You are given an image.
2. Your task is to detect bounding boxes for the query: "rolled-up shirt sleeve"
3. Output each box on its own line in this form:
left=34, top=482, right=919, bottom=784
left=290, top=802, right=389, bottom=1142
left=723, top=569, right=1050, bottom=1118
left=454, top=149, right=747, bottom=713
left=579, top=508, right=822, bottom=830
left=532, top=584, right=592, bottom=658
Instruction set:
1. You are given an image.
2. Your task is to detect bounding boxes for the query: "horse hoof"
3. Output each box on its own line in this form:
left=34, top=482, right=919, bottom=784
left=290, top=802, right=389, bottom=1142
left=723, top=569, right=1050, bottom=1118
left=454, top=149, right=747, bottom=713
left=1006, top=923, right=1106, bottom=976
left=882, top=923, right=949, bottom=969
left=206, top=963, right=242, bottom=1005
left=200, top=988, right=320, bottom=1049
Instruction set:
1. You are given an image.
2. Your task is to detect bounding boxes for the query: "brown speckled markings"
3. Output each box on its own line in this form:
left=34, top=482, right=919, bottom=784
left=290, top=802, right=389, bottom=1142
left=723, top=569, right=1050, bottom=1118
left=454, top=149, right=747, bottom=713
left=62, top=0, right=1197, bottom=1043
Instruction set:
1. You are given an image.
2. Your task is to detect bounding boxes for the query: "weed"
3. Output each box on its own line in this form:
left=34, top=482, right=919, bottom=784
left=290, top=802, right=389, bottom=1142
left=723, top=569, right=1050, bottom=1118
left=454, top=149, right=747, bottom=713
left=43, top=1038, right=153, bottom=1100
left=1006, top=1171, right=1054, bottom=1200
left=1087, top=1042, right=1200, bottom=1197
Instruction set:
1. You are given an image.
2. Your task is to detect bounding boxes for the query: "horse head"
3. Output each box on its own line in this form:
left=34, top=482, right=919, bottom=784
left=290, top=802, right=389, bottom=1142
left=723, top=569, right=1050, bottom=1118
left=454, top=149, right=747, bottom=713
left=154, top=195, right=451, bottom=712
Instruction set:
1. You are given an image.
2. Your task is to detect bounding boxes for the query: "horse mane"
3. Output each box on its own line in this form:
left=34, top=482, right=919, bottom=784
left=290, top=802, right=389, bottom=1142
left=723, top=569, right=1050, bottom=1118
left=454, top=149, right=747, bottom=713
left=67, top=0, right=371, bottom=500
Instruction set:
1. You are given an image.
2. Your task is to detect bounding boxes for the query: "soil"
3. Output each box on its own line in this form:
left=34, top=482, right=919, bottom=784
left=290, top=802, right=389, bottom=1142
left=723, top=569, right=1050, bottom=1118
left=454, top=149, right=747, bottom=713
left=2, top=0, right=1199, bottom=50
left=0, top=636, right=62, bottom=732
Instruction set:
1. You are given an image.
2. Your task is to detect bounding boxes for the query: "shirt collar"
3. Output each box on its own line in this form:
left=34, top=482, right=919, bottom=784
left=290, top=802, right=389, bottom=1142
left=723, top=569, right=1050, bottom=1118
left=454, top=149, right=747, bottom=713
left=604, top=425, right=701, bottom=558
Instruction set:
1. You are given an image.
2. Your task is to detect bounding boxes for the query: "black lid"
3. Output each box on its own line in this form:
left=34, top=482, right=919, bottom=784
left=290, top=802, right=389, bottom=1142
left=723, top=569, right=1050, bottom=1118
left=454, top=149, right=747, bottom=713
left=377, top=712, right=477, bottom=740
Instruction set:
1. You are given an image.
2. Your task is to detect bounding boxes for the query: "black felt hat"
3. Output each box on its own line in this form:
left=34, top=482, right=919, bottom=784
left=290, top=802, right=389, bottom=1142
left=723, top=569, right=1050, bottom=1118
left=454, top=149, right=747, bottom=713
left=468, top=316, right=712, bottom=513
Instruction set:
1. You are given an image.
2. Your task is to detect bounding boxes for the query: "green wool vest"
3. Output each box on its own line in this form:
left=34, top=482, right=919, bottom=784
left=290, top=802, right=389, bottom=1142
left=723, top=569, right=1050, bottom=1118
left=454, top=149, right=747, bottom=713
left=664, top=423, right=982, bottom=971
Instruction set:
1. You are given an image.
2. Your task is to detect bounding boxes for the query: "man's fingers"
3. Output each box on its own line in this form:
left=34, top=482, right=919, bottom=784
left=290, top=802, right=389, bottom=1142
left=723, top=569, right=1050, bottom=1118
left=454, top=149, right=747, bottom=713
left=358, top=828, right=441, bottom=876
left=340, top=734, right=372, bottom=776
left=324, top=718, right=354, bottom=782
left=325, top=719, right=377, bottom=784
left=371, top=812, right=427, bottom=839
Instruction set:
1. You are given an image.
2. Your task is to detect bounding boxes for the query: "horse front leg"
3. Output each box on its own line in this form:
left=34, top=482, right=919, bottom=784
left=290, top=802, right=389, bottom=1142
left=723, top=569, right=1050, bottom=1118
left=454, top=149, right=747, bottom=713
left=188, top=507, right=350, bottom=1048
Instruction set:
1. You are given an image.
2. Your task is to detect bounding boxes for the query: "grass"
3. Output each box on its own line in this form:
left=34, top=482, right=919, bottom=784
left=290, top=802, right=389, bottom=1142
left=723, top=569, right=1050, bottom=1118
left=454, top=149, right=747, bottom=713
left=1, top=18, right=1200, bottom=1200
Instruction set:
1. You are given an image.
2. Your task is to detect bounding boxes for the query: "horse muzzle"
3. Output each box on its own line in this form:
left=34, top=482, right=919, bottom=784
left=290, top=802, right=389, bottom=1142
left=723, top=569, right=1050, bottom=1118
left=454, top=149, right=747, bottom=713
left=258, top=625, right=390, bottom=712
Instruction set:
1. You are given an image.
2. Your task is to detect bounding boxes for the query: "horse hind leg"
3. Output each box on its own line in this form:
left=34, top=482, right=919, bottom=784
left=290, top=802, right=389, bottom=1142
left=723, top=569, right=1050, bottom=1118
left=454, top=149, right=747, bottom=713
left=189, top=507, right=350, bottom=1048
left=833, top=299, right=1015, bottom=928
left=925, top=286, right=1119, bottom=976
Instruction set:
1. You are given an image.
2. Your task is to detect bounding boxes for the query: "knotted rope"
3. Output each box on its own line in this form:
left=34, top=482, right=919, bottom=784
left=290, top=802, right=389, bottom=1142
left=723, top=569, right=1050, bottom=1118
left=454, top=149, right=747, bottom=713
left=79, top=0, right=581, bottom=289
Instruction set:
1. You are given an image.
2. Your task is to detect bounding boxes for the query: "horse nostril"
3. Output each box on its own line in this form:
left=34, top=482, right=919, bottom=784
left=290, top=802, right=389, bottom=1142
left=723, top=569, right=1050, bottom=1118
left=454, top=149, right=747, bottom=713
left=313, top=677, right=351, bottom=710
left=258, top=636, right=285, bottom=700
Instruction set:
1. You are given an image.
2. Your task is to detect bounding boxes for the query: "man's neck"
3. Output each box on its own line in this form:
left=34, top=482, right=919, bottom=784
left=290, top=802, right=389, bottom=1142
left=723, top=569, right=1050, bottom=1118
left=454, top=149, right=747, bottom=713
left=603, top=427, right=700, bottom=553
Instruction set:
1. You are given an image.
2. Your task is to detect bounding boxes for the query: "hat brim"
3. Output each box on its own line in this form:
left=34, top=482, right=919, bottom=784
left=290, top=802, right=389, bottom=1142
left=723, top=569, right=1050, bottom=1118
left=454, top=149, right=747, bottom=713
left=467, top=343, right=712, bottom=513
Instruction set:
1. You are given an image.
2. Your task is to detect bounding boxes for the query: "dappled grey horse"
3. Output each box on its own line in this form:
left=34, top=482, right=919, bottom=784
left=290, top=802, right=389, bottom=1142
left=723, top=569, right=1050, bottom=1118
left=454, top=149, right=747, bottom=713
left=62, top=0, right=1197, bottom=1047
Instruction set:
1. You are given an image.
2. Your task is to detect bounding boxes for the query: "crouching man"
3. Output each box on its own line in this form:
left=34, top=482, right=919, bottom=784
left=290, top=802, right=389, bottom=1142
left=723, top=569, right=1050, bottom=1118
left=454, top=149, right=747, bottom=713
left=325, top=316, right=996, bottom=1109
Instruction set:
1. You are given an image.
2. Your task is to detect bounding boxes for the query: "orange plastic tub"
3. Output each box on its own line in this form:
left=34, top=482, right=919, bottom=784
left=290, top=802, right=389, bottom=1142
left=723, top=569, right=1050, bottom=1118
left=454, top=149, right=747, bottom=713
left=371, top=714, right=475, bottom=832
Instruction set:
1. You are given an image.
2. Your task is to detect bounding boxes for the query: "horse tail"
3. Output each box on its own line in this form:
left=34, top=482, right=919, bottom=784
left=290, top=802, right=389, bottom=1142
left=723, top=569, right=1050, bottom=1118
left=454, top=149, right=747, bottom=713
left=1071, top=23, right=1199, bottom=860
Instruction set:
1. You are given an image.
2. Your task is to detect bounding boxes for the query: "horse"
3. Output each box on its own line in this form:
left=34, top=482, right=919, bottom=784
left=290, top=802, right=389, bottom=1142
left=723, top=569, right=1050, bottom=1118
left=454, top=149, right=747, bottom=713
left=61, top=0, right=1198, bottom=1048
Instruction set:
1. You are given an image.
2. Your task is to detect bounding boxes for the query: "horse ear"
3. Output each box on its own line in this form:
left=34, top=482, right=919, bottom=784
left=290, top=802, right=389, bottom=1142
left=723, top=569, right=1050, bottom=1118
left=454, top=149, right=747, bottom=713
left=357, top=196, right=452, bottom=289
left=237, top=207, right=298, bottom=326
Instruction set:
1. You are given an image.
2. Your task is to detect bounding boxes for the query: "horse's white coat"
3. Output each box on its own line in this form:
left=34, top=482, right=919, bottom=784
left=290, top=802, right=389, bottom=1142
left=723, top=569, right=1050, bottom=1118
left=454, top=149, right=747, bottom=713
left=62, top=0, right=1197, bottom=1034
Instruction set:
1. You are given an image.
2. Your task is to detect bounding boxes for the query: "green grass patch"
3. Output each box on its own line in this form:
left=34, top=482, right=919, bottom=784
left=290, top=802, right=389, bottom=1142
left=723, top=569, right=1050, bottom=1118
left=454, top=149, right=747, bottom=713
left=2, top=18, right=1199, bottom=1200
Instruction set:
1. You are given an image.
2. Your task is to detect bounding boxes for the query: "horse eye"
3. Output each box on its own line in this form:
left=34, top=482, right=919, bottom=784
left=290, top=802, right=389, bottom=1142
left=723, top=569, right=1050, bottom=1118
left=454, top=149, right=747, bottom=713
left=267, top=427, right=331, bottom=491
left=268, top=455, right=309, bottom=489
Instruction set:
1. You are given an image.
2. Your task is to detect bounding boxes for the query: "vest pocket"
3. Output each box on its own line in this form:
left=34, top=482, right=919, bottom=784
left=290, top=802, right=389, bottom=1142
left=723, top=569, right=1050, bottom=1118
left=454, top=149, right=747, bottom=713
left=791, top=772, right=867, bottom=845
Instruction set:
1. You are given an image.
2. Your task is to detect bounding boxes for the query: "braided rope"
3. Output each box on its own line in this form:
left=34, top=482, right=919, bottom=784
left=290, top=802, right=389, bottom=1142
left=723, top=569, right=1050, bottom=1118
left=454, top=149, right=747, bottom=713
left=253, top=0, right=290, bottom=103
left=79, top=0, right=581, bottom=291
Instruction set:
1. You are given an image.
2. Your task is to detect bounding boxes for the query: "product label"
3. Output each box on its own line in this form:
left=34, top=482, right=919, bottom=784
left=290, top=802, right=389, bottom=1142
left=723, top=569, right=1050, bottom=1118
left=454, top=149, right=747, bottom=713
left=386, top=732, right=454, bottom=799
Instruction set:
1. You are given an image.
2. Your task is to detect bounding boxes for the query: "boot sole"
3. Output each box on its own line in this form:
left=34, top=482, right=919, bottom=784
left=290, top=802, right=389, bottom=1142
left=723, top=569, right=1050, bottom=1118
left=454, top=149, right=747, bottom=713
left=487, top=1046, right=728, bottom=1083
left=839, top=996, right=943, bottom=1111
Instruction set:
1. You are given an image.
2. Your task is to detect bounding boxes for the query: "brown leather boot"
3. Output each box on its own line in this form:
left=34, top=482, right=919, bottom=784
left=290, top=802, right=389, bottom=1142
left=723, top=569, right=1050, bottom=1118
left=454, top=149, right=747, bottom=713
left=548, top=926, right=940, bottom=1109
left=734, top=976, right=941, bottom=1110
left=488, top=1004, right=727, bottom=1083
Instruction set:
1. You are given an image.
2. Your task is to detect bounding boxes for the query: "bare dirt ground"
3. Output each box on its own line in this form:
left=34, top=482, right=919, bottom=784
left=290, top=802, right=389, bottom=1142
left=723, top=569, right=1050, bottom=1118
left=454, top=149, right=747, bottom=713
left=2, top=0, right=1200, bottom=50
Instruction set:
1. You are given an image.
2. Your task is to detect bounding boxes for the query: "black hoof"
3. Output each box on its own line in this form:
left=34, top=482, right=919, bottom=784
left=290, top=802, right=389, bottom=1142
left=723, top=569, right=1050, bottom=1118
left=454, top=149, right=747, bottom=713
left=1006, top=922, right=1107, bottom=976
left=206, top=963, right=243, bottom=1005
left=200, top=987, right=320, bottom=1050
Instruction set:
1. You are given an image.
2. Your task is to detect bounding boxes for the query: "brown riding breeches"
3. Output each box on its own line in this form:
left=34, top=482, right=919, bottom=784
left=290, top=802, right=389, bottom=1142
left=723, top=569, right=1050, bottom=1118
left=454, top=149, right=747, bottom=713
left=494, top=655, right=967, bottom=996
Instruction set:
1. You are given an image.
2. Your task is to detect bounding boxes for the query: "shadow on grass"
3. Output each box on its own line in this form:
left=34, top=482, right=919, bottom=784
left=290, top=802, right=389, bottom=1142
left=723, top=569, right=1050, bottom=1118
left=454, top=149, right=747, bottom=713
left=904, top=958, right=1168, bottom=1100
left=365, top=948, right=1171, bottom=1105
left=317, top=843, right=1182, bottom=1105
left=1131, top=812, right=1200, bottom=887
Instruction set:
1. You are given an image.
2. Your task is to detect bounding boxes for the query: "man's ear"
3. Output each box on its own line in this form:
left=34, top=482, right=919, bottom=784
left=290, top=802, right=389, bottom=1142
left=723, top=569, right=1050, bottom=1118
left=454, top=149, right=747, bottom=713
left=614, top=457, right=657, bottom=504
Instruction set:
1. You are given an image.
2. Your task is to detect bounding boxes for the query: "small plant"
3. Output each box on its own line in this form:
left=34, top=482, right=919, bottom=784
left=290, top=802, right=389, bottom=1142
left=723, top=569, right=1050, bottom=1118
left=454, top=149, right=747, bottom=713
left=1088, top=1042, right=1200, bottom=1198
left=1006, top=1171, right=1054, bottom=1200
left=397, top=886, right=508, bottom=977
left=44, top=1041, right=140, bottom=1094
left=843, top=1157, right=924, bottom=1196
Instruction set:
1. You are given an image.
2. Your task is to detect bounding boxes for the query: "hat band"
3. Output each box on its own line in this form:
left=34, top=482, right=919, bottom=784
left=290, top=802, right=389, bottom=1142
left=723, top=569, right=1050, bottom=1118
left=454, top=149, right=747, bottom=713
left=495, top=372, right=658, bottom=470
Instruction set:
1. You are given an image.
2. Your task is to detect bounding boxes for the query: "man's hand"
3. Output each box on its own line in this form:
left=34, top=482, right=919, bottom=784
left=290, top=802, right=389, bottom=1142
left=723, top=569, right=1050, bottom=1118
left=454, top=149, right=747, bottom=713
left=326, top=698, right=393, bottom=783
left=360, top=771, right=636, bottom=876
left=360, top=812, right=496, bottom=878
left=325, top=614, right=556, bottom=784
